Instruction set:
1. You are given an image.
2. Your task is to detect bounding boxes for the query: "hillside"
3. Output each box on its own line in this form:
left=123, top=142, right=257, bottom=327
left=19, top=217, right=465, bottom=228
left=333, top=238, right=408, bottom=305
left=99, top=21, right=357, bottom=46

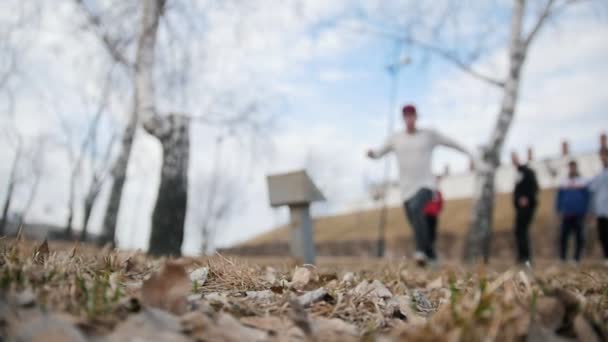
left=241, top=189, right=559, bottom=247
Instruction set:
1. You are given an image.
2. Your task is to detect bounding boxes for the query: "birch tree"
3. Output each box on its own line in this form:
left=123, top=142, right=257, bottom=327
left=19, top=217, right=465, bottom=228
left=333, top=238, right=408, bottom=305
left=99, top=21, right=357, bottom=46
left=74, top=0, right=276, bottom=254
left=0, top=131, right=22, bottom=235
left=73, top=0, right=139, bottom=247
left=359, top=0, right=591, bottom=262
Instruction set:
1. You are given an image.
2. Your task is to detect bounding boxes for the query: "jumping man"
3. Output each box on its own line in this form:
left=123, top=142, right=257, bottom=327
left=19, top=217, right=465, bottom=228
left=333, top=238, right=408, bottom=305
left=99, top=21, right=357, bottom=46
left=367, top=104, right=473, bottom=266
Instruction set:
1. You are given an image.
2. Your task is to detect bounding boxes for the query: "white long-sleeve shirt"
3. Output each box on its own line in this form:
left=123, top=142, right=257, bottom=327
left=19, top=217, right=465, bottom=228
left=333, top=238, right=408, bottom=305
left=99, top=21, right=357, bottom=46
left=369, top=128, right=471, bottom=201
left=589, top=168, right=608, bottom=217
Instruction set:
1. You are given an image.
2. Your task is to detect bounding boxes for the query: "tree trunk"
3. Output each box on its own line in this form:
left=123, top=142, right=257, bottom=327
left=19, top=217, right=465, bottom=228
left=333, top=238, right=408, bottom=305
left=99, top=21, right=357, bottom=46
left=98, top=115, right=137, bottom=247
left=97, top=0, right=165, bottom=247
left=80, top=188, right=96, bottom=242
left=18, top=172, right=42, bottom=229
left=0, top=182, right=15, bottom=236
left=0, top=147, right=20, bottom=235
left=64, top=173, right=77, bottom=239
left=144, top=114, right=190, bottom=256
left=464, top=0, right=527, bottom=263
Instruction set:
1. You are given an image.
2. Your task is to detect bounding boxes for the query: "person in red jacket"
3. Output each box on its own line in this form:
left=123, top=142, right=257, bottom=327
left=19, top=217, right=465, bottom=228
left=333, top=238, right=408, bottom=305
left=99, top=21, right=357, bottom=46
left=423, top=176, right=444, bottom=259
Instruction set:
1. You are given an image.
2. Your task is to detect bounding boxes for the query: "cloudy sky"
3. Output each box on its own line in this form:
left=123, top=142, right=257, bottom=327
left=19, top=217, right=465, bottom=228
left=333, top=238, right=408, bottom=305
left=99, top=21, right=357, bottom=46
left=1, top=0, right=607, bottom=254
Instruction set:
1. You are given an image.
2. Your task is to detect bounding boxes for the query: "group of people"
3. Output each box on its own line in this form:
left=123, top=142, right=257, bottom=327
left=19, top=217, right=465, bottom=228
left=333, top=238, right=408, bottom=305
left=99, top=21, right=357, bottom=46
left=513, top=147, right=608, bottom=264
left=367, top=103, right=608, bottom=266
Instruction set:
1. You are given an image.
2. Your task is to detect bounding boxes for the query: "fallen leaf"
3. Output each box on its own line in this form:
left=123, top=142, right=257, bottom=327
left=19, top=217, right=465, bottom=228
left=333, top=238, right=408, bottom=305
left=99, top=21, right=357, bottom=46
left=390, top=296, right=428, bottom=326
left=535, top=297, right=566, bottom=331
left=246, top=290, right=275, bottom=302
left=341, top=272, right=355, bottom=285
left=313, top=317, right=359, bottom=341
left=11, top=314, right=87, bottom=342
left=182, top=311, right=268, bottom=342
left=263, top=267, right=278, bottom=285
left=33, top=239, right=49, bottom=264
left=573, top=314, right=601, bottom=342
left=291, top=267, right=312, bottom=290
left=16, top=288, right=36, bottom=307
left=108, top=308, right=190, bottom=342
left=412, top=290, right=434, bottom=316
left=141, top=262, right=191, bottom=315
left=527, top=320, right=571, bottom=342
left=297, top=287, right=333, bottom=307
left=487, top=269, right=515, bottom=294
left=241, top=316, right=304, bottom=340
left=353, top=280, right=392, bottom=300
left=289, top=298, right=313, bottom=337
left=426, top=276, right=443, bottom=290
left=189, top=267, right=209, bottom=285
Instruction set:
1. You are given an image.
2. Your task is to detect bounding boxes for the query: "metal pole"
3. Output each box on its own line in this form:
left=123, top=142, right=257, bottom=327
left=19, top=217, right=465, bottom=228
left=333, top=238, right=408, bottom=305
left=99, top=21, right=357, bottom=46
left=376, top=52, right=410, bottom=258
left=288, top=204, right=316, bottom=264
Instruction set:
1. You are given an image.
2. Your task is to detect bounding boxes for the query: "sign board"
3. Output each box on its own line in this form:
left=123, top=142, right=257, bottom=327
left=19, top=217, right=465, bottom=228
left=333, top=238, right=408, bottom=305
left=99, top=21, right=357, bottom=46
left=267, top=170, right=325, bottom=207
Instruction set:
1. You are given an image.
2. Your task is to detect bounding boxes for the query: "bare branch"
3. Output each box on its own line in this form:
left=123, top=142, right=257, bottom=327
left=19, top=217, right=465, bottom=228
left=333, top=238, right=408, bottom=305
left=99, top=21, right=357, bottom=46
left=523, top=0, right=557, bottom=48
left=405, top=36, right=506, bottom=88
left=354, top=22, right=506, bottom=88
left=73, top=0, right=134, bottom=70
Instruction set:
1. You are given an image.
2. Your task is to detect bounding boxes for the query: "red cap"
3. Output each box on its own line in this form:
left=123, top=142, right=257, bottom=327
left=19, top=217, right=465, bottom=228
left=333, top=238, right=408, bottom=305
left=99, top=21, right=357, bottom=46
left=402, top=104, right=417, bottom=115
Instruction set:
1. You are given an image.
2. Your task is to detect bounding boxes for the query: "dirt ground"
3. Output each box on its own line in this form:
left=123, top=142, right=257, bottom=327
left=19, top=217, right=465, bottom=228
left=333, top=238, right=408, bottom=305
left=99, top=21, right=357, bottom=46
left=1, top=238, right=607, bottom=341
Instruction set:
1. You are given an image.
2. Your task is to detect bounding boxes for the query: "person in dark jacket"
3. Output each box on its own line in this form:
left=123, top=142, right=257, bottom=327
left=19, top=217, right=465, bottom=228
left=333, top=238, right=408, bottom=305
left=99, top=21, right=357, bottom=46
left=511, top=152, right=539, bottom=264
left=556, top=160, right=591, bottom=262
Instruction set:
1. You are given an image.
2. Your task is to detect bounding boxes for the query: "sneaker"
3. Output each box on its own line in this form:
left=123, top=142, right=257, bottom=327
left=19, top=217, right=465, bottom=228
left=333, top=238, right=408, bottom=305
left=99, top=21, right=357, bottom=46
left=414, top=251, right=427, bottom=267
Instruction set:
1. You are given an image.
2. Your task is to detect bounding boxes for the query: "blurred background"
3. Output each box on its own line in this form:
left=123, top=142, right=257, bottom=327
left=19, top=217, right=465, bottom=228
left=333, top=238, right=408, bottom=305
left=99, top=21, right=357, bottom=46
left=1, top=0, right=607, bottom=257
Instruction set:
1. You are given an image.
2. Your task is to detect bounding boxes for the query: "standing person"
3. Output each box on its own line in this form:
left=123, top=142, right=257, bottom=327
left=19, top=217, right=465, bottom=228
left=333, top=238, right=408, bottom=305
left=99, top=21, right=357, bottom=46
left=589, top=147, right=608, bottom=265
left=424, top=176, right=444, bottom=260
left=367, top=104, right=473, bottom=266
left=555, top=160, right=591, bottom=263
left=511, top=152, right=539, bottom=264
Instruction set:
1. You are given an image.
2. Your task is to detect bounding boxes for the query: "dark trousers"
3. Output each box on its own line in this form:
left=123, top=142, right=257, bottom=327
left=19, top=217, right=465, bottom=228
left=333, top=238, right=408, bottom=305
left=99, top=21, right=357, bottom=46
left=514, top=207, right=535, bottom=262
left=404, top=188, right=434, bottom=259
left=560, top=216, right=585, bottom=261
left=425, top=215, right=438, bottom=257
left=598, top=217, right=608, bottom=259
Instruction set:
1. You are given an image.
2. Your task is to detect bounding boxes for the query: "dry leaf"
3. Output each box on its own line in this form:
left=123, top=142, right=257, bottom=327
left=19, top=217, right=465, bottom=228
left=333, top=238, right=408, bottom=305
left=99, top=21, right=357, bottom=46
left=341, top=272, right=355, bottom=285
left=487, top=269, right=515, bottom=294
left=535, top=297, right=566, bottom=331
left=33, top=239, right=49, bottom=264
left=289, top=298, right=313, bottom=337
left=141, top=262, right=191, bottom=315
left=189, top=267, right=209, bottom=285
left=353, top=280, right=392, bottom=299
left=15, top=288, right=36, bottom=307
left=426, top=276, right=443, bottom=290
left=241, top=316, right=305, bottom=340
left=291, top=267, right=312, bottom=290
left=11, top=314, right=87, bottom=342
left=182, top=311, right=268, bottom=342
left=573, top=314, right=601, bottom=342
left=527, top=321, right=570, bottom=342
left=108, top=308, right=190, bottom=342
left=246, top=290, right=275, bottom=302
left=297, top=287, right=333, bottom=307
left=313, top=317, right=359, bottom=341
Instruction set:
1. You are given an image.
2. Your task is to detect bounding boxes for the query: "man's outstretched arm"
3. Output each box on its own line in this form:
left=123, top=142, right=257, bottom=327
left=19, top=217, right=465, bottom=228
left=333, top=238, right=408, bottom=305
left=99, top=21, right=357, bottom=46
left=367, top=138, right=393, bottom=159
left=434, top=131, right=472, bottom=157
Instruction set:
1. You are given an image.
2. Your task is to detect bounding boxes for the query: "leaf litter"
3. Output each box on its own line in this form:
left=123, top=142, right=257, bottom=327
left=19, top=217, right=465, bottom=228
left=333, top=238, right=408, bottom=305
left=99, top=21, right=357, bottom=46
left=0, top=238, right=607, bottom=341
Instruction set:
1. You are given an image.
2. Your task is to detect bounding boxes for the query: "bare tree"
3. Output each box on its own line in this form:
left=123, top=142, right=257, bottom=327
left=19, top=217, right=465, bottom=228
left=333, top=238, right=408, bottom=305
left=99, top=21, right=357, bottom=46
left=193, top=136, right=241, bottom=255
left=73, top=0, right=276, bottom=255
left=0, top=133, right=22, bottom=235
left=358, top=0, right=591, bottom=262
left=53, top=72, right=115, bottom=240
left=15, top=136, right=47, bottom=229
left=73, top=0, right=139, bottom=247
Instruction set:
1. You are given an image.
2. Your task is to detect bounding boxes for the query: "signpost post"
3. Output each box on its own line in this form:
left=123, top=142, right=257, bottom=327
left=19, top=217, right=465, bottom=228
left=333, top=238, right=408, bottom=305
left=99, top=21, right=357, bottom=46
left=267, top=170, right=325, bottom=264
